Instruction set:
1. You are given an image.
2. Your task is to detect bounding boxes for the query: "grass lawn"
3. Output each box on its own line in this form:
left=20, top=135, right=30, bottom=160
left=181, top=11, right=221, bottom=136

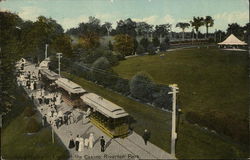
left=2, top=88, right=69, bottom=160
left=62, top=67, right=249, bottom=159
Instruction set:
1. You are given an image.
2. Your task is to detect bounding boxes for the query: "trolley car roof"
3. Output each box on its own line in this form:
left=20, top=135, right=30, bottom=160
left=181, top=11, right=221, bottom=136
left=40, top=69, right=60, bottom=80
left=81, top=93, right=129, bottom=119
left=55, top=78, right=86, bottom=94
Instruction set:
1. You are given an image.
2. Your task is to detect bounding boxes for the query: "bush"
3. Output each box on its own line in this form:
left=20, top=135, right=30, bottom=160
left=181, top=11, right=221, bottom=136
left=129, top=72, right=155, bottom=102
left=153, top=86, right=172, bottom=110
left=113, top=78, right=130, bottom=95
left=23, top=106, right=36, bottom=117
left=25, top=118, right=41, bottom=133
left=91, top=57, right=117, bottom=87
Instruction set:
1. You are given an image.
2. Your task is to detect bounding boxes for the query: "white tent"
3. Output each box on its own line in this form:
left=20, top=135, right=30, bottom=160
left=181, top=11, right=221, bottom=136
left=218, top=34, right=247, bottom=46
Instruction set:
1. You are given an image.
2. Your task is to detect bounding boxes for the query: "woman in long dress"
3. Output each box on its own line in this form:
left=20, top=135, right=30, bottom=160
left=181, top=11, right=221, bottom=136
left=78, top=137, right=84, bottom=152
left=88, top=133, right=94, bottom=149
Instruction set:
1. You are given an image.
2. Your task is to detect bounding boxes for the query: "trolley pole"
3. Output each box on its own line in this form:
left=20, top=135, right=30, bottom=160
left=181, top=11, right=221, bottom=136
left=45, top=44, right=48, bottom=59
left=56, top=53, right=62, bottom=76
left=168, top=84, right=179, bottom=157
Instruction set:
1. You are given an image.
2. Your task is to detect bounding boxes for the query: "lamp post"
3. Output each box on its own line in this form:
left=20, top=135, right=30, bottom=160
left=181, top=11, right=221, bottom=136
left=168, top=84, right=179, bottom=157
left=56, top=53, right=62, bottom=76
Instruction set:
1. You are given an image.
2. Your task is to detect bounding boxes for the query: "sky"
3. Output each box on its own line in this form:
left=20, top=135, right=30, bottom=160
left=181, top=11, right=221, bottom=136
left=0, top=0, right=249, bottom=33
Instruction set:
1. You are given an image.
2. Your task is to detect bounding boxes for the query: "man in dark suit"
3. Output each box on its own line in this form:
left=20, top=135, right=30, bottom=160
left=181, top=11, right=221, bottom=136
left=100, top=136, right=105, bottom=152
left=142, top=129, right=151, bottom=145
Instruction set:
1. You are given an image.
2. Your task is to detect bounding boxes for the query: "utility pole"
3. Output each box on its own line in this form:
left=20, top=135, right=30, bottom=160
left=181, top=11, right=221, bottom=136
left=56, top=53, right=62, bottom=76
left=51, top=126, right=55, bottom=144
left=0, top=114, right=2, bottom=160
left=168, top=84, right=179, bottom=157
left=45, top=44, right=48, bottom=59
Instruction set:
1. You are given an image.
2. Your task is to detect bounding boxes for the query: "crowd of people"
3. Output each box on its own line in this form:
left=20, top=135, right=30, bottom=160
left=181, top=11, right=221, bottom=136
left=15, top=59, right=109, bottom=154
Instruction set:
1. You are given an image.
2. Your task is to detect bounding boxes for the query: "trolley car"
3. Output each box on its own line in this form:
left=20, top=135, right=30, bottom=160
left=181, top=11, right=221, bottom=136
left=39, top=69, right=60, bottom=90
left=81, top=93, right=130, bottom=138
left=55, top=78, right=86, bottom=107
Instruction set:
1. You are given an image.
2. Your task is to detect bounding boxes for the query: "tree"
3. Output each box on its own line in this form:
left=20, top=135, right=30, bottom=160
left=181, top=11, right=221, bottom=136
left=152, top=37, right=160, bottom=47
left=140, top=37, right=149, bottom=51
left=78, top=32, right=100, bottom=50
left=176, top=22, right=190, bottom=40
left=204, top=16, right=214, bottom=39
left=190, top=17, right=204, bottom=40
left=129, top=72, right=155, bottom=102
left=113, top=34, right=134, bottom=57
left=0, top=12, right=23, bottom=114
left=226, top=23, right=245, bottom=40
left=116, top=18, right=137, bottom=37
left=51, top=35, right=73, bottom=58
left=133, top=39, right=138, bottom=54
left=101, top=22, right=112, bottom=37
left=136, top=45, right=145, bottom=55
left=108, top=41, right=113, bottom=51
left=154, top=24, right=171, bottom=42
left=159, top=42, right=167, bottom=51
left=136, top=22, right=153, bottom=38
left=147, top=43, right=156, bottom=55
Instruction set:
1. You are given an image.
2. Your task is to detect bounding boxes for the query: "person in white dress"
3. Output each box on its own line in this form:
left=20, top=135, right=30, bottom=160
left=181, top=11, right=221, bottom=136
left=78, top=137, right=84, bottom=152
left=88, top=133, right=94, bottom=149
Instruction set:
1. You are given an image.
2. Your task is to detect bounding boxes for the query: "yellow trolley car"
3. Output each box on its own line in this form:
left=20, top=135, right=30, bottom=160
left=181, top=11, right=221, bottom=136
left=55, top=78, right=86, bottom=107
left=81, top=93, right=130, bottom=138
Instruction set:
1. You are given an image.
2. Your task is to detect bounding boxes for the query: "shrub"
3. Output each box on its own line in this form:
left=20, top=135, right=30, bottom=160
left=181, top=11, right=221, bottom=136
left=25, top=118, right=41, bottom=133
left=153, top=86, right=172, bottom=110
left=91, top=57, right=117, bottom=87
left=129, top=72, right=155, bottom=102
left=23, top=106, right=36, bottom=117
left=113, top=78, right=130, bottom=95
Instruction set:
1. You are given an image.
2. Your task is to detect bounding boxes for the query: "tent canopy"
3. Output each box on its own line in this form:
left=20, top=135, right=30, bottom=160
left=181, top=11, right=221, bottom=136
left=218, top=34, right=247, bottom=45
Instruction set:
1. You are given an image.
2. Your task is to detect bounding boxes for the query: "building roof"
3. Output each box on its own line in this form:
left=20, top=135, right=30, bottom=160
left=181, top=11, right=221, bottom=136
left=40, top=69, right=60, bottom=80
left=81, top=93, right=129, bottom=119
left=55, top=78, right=86, bottom=94
left=218, top=34, right=247, bottom=45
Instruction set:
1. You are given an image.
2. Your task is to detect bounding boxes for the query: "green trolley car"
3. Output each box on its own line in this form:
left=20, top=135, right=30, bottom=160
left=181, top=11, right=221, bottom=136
left=81, top=93, right=130, bottom=138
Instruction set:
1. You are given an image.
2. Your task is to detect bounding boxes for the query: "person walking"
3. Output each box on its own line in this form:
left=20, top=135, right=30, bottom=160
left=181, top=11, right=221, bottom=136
left=100, top=136, right=106, bottom=152
left=88, top=133, right=95, bottom=149
left=142, top=129, right=151, bottom=145
left=75, top=135, right=80, bottom=151
left=68, top=134, right=75, bottom=149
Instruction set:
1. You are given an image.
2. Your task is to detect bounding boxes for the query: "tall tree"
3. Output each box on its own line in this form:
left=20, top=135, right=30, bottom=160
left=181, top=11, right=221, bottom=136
left=190, top=16, right=204, bottom=40
left=227, top=23, right=245, bottom=40
left=175, top=22, right=190, bottom=40
left=136, top=22, right=153, bottom=38
left=204, top=16, right=214, bottom=39
left=0, top=12, right=23, bottom=114
left=116, top=18, right=137, bottom=37
left=154, top=24, right=171, bottom=43
left=113, top=34, right=134, bottom=56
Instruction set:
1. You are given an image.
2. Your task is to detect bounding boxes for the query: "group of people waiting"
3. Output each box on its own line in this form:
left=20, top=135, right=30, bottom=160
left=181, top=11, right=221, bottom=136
left=68, top=133, right=106, bottom=152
